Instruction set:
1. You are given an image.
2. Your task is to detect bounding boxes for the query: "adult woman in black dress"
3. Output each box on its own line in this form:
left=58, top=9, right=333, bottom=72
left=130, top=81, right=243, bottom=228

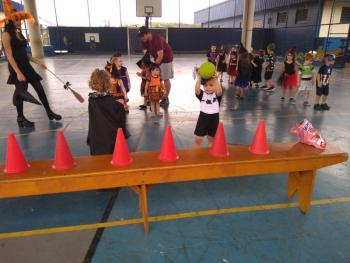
left=2, top=19, right=61, bottom=128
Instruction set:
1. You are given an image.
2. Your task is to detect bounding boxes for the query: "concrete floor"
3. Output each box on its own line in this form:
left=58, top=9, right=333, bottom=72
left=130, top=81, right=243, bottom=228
left=0, top=54, right=349, bottom=263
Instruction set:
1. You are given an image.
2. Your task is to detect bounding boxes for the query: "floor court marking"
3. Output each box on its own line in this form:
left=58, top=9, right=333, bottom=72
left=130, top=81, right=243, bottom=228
left=1, top=196, right=350, bottom=239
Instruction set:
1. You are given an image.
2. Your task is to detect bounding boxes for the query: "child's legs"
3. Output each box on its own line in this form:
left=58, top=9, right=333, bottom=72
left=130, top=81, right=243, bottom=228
left=194, top=136, right=204, bottom=148
left=321, top=85, right=329, bottom=104
left=281, top=87, right=287, bottom=97
left=315, top=95, right=321, bottom=104
left=240, top=87, right=244, bottom=96
left=219, top=71, right=223, bottom=79
left=150, top=101, right=156, bottom=115
left=288, top=87, right=296, bottom=98
left=155, top=101, right=161, bottom=115
left=207, top=136, right=214, bottom=147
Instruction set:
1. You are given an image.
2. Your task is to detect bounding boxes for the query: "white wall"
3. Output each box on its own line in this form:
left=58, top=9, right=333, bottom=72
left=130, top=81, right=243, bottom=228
left=319, top=0, right=350, bottom=37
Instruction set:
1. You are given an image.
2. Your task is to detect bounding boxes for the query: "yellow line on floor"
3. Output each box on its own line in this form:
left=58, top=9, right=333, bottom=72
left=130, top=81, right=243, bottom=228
left=1, top=196, right=350, bottom=239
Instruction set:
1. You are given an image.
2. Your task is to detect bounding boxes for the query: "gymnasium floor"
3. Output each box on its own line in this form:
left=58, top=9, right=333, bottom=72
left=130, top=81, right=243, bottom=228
left=0, top=54, right=349, bottom=263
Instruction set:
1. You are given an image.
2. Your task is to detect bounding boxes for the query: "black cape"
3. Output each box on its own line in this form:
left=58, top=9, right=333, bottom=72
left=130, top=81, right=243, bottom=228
left=87, top=93, right=128, bottom=155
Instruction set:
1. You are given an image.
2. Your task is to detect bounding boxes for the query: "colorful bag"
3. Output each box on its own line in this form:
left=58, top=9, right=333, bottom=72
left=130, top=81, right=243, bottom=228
left=290, top=119, right=326, bottom=150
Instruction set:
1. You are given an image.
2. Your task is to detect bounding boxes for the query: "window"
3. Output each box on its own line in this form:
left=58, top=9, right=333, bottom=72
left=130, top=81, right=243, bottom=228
left=295, top=9, right=308, bottom=23
left=254, top=20, right=262, bottom=28
left=277, top=12, right=288, bottom=25
left=267, top=17, right=273, bottom=25
left=340, top=7, right=350, bottom=24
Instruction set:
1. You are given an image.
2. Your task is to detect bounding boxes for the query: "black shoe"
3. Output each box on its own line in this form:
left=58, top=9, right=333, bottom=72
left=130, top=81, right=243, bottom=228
left=289, top=98, right=296, bottom=104
left=313, top=104, right=322, bottom=111
left=139, top=105, right=147, bottom=110
left=321, top=103, right=330, bottom=110
left=17, top=116, right=35, bottom=128
left=160, top=97, right=169, bottom=106
left=47, top=111, right=62, bottom=121
left=280, top=97, right=285, bottom=101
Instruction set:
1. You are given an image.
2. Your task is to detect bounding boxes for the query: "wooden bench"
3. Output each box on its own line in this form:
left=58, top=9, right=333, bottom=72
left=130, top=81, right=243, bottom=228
left=0, top=142, right=347, bottom=233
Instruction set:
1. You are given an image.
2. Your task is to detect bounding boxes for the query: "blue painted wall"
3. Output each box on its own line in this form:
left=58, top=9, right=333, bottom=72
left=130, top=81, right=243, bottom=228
left=48, top=26, right=344, bottom=55
left=48, top=27, right=128, bottom=53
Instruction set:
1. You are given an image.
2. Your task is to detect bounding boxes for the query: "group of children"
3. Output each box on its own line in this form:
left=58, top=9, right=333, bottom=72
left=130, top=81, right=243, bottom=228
left=86, top=52, right=166, bottom=155
left=206, top=43, right=334, bottom=109
left=86, top=46, right=335, bottom=155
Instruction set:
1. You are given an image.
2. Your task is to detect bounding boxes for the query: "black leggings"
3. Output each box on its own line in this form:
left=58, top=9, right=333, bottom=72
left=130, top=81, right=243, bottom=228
left=13, top=81, right=52, bottom=117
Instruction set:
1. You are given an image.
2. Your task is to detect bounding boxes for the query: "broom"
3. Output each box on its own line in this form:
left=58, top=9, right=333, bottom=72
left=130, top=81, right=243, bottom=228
left=46, top=68, right=85, bottom=103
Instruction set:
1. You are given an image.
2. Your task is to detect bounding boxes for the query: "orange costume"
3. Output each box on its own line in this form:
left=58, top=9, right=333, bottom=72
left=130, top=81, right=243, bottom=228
left=147, top=76, right=163, bottom=102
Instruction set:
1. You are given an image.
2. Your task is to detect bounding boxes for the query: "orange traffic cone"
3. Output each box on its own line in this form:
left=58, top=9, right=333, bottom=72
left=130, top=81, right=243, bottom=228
left=158, top=125, right=179, bottom=162
left=52, top=130, right=76, bottom=171
left=4, top=133, right=30, bottom=174
left=209, top=121, right=229, bottom=157
left=249, top=119, right=270, bottom=155
left=111, top=128, right=133, bottom=167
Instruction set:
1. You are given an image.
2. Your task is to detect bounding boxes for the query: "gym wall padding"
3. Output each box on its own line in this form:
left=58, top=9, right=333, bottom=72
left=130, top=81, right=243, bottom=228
left=48, top=27, right=128, bottom=53
left=48, top=27, right=315, bottom=55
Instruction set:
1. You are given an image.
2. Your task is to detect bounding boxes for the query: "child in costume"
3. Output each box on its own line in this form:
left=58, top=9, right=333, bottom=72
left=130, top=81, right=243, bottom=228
left=263, top=43, right=276, bottom=92
left=216, top=48, right=227, bottom=82
left=314, top=54, right=335, bottom=111
left=87, top=69, right=128, bottom=155
left=280, top=48, right=298, bottom=103
left=294, top=53, right=316, bottom=106
left=110, top=52, right=131, bottom=93
left=136, top=58, right=151, bottom=110
left=194, top=73, right=222, bottom=148
left=251, top=50, right=265, bottom=88
left=227, top=51, right=237, bottom=84
left=145, top=65, right=164, bottom=117
left=206, top=44, right=217, bottom=66
left=105, top=61, right=129, bottom=112
left=235, top=45, right=252, bottom=100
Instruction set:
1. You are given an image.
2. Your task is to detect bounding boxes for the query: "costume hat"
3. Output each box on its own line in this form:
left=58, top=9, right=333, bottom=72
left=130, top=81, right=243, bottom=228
left=0, top=0, right=34, bottom=27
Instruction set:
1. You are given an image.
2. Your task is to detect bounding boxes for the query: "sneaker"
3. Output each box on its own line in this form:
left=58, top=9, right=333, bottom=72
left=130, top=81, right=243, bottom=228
left=321, top=103, right=330, bottom=110
left=260, top=85, right=267, bottom=89
left=160, top=97, right=169, bottom=106
left=313, top=104, right=322, bottom=111
left=139, top=105, right=147, bottom=110
left=280, top=97, right=285, bottom=101
left=265, top=86, right=276, bottom=92
left=289, top=98, right=296, bottom=104
left=303, top=101, right=310, bottom=106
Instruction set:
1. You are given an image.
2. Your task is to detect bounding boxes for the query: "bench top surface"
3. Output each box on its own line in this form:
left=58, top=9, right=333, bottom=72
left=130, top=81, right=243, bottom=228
left=0, top=142, right=348, bottom=183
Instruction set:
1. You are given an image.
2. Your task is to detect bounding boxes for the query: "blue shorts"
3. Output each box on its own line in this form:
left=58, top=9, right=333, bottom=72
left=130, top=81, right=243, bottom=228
left=235, top=79, right=249, bottom=88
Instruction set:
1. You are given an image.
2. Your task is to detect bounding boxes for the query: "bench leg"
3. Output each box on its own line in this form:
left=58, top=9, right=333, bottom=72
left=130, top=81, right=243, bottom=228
left=140, top=184, right=150, bottom=233
left=287, top=172, right=299, bottom=198
left=287, top=170, right=316, bottom=214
